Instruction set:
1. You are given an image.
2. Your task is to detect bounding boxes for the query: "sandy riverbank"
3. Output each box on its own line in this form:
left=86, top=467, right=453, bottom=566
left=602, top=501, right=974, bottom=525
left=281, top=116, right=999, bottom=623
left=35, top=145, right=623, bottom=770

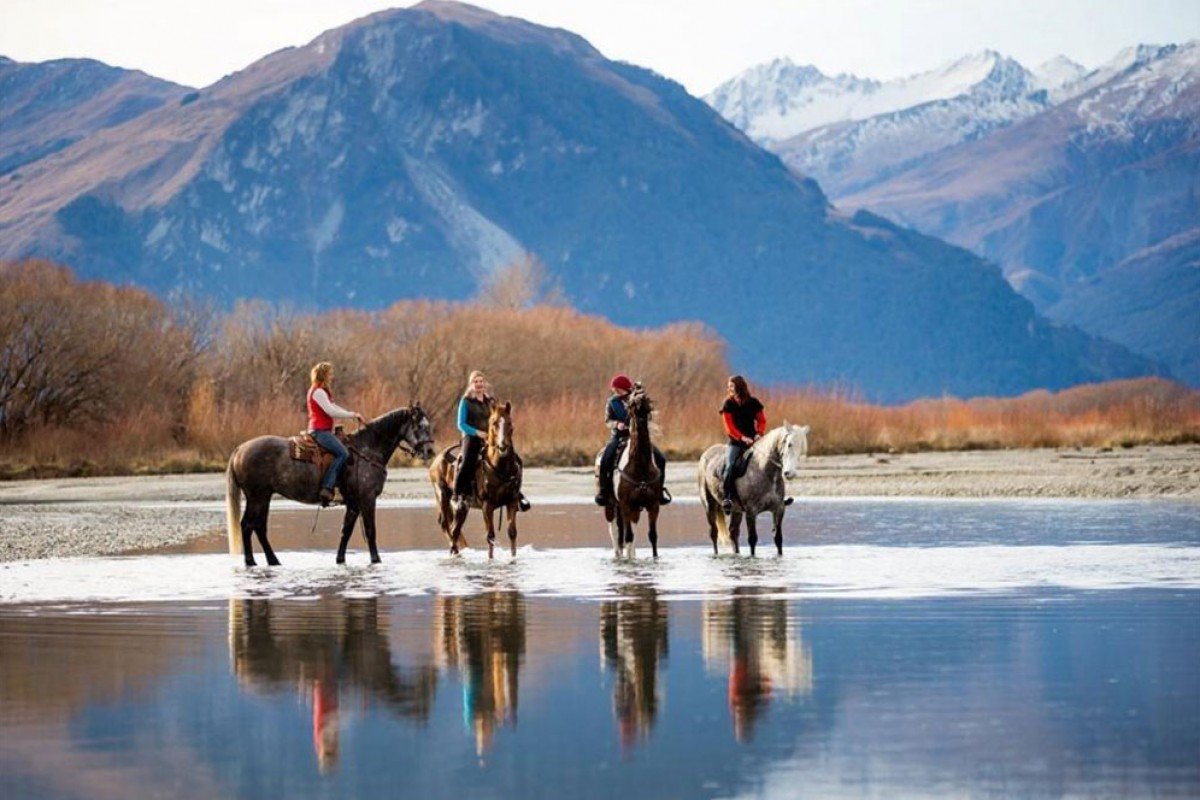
left=2, top=445, right=1197, bottom=562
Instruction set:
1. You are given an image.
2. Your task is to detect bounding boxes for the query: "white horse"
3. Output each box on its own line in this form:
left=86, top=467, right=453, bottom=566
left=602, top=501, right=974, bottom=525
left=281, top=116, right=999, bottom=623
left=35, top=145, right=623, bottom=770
left=697, top=424, right=809, bottom=556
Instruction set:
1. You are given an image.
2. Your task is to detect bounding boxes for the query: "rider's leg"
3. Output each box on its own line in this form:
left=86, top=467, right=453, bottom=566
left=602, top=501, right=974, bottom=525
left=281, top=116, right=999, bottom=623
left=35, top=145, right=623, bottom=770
left=722, top=442, right=747, bottom=512
left=452, top=435, right=482, bottom=501
left=596, top=435, right=622, bottom=505
left=513, top=451, right=531, bottom=511
left=313, top=430, right=349, bottom=504
left=652, top=446, right=671, bottom=505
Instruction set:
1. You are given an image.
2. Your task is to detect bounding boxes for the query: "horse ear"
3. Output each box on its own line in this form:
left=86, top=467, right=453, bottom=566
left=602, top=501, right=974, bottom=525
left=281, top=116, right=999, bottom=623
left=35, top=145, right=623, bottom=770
left=801, top=425, right=810, bottom=434
left=784, top=419, right=791, bottom=429
left=411, top=399, right=421, bottom=409
left=503, top=401, right=511, bottom=413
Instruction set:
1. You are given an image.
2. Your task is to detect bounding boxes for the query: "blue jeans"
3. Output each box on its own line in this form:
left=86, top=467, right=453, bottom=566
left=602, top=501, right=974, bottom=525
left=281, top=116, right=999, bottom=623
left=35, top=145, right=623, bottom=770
left=312, top=429, right=349, bottom=491
left=723, top=441, right=748, bottom=502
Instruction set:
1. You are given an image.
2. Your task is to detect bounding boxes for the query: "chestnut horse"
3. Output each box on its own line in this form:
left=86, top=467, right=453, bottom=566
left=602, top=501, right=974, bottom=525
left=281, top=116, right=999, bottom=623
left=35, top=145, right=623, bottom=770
left=429, top=402, right=524, bottom=558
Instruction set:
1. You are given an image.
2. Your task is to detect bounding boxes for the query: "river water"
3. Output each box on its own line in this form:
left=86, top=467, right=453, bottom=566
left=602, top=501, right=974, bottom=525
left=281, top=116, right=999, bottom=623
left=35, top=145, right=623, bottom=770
left=1, top=499, right=1197, bottom=798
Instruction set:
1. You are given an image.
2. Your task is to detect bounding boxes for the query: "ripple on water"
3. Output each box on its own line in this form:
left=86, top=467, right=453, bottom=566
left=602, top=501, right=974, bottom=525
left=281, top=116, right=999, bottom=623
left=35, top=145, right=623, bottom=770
left=1, top=542, right=1197, bottom=605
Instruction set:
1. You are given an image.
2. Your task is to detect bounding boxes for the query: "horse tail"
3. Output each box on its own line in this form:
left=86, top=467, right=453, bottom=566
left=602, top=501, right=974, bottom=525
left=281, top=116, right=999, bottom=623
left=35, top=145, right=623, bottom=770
left=712, top=489, right=733, bottom=550
left=225, top=456, right=242, bottom=555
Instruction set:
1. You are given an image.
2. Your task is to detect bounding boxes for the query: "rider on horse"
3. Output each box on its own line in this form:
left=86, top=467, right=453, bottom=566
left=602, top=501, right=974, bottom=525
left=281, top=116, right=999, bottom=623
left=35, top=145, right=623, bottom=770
left=595, top=374, right=671, bottom=507
left=720, top=375, right=766, bottom=513
left=307, top=362, right=365, bottom=506
left=452, top=370, right=531, bottom=512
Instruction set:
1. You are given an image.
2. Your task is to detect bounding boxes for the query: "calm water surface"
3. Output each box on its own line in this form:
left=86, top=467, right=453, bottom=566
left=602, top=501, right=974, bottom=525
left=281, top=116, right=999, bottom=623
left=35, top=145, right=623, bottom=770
left=1, top=500, right=1197, bottom=799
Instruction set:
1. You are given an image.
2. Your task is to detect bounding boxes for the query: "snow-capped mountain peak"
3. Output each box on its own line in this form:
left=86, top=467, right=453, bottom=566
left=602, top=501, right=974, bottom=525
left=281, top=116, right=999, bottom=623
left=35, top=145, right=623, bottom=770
left=1034, top=55, right=1088, bottom=93
left=706, top=49, right=1037, bottom=143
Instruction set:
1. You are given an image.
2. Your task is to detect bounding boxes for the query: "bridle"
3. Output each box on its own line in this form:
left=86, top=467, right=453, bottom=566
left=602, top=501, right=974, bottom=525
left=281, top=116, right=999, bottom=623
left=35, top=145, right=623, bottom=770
left=350, top=409, right=431, bottom=473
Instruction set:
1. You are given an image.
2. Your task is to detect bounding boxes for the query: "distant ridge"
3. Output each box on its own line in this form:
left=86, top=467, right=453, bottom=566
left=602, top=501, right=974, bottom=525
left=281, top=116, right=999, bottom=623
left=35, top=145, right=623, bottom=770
left=0, top=2, right=1163, bottom=400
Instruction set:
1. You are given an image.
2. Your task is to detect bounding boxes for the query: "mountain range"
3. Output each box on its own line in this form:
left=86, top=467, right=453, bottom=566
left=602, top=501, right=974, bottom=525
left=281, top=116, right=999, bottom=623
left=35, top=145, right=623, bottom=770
left=0, top=1, right=1165, bottom=400
left=707, top=43, right=1199, bottom=384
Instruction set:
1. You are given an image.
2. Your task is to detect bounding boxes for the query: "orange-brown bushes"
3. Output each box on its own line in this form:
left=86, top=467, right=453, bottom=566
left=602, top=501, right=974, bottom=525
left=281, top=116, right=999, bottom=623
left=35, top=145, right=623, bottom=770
left=1, top=260, right=1197, bottom=477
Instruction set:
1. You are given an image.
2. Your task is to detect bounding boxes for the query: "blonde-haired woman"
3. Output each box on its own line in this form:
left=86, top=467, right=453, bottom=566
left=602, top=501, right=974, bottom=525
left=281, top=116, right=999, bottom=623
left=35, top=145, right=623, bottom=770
left=307, top=362, right=365, bottom=506
left=452, top=370, right=530, bottom=511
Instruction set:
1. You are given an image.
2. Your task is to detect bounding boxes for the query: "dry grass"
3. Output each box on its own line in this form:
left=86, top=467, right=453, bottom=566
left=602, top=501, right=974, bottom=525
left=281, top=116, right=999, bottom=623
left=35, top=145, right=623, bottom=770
left=1, top=261, right=1197, bottom=478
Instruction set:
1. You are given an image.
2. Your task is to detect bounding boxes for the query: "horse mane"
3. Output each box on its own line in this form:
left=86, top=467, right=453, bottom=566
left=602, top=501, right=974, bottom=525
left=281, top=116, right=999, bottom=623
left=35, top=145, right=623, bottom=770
left=349, top=406, right=411, bottom=450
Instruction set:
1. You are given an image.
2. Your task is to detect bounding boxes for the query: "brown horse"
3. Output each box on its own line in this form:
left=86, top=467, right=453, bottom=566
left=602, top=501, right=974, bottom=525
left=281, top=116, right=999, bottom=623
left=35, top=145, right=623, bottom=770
left=602, top=387, right=665, bottom=558
left=225, top=405, right=435, bottom=566
left=429, top=402, right=524, bottom=558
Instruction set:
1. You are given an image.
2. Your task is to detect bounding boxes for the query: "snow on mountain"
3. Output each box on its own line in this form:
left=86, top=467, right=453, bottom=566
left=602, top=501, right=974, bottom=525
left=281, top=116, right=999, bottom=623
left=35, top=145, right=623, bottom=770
left=1033, top=55, right=1088, bottom=97
left=706, top=50, right=1038, bottom=145
left=0, top=2, right=1161, bottom=399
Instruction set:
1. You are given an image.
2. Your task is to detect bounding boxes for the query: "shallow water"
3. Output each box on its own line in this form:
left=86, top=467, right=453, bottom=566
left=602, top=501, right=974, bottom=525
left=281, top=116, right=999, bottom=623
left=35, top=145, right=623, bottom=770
left=1, top=500, right=1198, bottom=799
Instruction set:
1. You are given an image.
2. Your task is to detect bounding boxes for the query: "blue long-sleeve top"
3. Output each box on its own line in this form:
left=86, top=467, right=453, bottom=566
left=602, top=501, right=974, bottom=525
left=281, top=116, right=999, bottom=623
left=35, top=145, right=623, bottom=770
left=606, top=394, right=629, bottom=436
left=457, top=397, right=480, bottom=437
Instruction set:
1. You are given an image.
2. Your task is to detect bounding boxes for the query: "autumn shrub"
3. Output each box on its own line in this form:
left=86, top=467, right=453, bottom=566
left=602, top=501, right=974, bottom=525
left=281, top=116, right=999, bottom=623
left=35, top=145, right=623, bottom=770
left=1, top=260, right=1197, bottom=477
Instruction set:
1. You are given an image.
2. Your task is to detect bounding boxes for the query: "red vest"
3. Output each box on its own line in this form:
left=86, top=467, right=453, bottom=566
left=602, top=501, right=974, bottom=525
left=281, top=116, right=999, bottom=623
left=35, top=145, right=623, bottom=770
left=307, top=385, right=334, bottom=431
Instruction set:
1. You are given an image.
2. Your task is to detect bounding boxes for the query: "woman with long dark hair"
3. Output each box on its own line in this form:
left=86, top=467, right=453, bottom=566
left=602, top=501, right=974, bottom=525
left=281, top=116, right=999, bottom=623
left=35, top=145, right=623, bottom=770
left=719, top=375, right=765, bottom=513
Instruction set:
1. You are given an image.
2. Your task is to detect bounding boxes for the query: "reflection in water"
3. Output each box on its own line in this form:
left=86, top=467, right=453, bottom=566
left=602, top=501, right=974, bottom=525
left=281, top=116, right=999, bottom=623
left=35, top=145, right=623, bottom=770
left=228, top=597, right=438, bottom=773
left=703, top=589, right=813, bottom=742
left=434, top=592, right=527, bottom=756
left=600, top=587, right=670, bottom=751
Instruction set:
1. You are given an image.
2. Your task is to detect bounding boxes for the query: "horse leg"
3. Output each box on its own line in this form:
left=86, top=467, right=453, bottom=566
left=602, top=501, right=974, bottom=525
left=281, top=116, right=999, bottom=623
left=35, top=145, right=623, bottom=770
left=506, top=502, right=519, bottom=557
left=240, top=496, right=267, bottom=567
left=729, top=511, right=743, bottom=555
left=773, top=507, right=785, bottom=556
left=703, top=489, right=719, bottom=554
left=483, top=502, right=496, bottom=560
left=336, top=504, right=360, bottom=565
left=648, top=504, right=659, bottom=559
left=624, top=509, right=637, bottom=558
left=745, top=513, right=759, bottom=557
left=608, top=508, right=622, bottom=558
left=361, top=500, right=381, bottom=564
left=449, top=503, right=469, bottom=555
left=254, top=505, right=281, bottom=567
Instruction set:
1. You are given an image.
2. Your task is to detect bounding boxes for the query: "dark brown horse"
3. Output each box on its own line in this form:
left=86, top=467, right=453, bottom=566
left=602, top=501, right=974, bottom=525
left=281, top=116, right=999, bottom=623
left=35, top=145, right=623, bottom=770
left=225, top=405, right=435, bottom=566
left=429, top=402, right=523, bottom=558
left=602, top=387, right=665, bottom=558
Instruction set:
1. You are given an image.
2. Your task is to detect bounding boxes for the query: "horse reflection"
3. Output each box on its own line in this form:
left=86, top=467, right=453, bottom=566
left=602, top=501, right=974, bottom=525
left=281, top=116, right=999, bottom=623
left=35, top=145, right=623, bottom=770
left=600, top=586, right=669, bottom=751
left=702, top=590, right=812, bottom=742
left=434, top=592, right=526, bottom=756
left=228, top=596, right=438, bottom=773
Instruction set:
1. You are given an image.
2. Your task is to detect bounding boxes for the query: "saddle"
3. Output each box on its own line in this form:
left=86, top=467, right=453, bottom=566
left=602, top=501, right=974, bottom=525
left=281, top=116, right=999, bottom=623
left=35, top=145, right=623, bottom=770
left=720, top=447, right=754, bottom=482
left=289, top=428, right=350, bottom=482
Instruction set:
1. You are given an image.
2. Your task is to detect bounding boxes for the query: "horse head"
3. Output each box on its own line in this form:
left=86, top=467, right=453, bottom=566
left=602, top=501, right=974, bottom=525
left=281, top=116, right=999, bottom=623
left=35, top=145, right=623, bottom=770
left=779, top=422, right=810, bottom=480
left=488, top=401, right=513, bottom=457
left=404, top=402, right=437, bottom=460
left=627, top=385, right=653, bottom=422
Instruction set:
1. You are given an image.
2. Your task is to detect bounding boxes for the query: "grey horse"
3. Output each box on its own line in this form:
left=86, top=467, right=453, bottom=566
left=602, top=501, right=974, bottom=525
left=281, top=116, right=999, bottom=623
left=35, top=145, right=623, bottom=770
left=225, top=405, right=435, bottom=566
left=697, top=424, right=809, bottom=556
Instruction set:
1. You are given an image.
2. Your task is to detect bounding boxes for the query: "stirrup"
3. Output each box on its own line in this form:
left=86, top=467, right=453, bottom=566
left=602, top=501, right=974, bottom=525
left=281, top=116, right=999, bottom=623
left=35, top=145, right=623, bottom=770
left=518, top=495, right=532, bottom=512
left=660, top=487, right=672, bottom=505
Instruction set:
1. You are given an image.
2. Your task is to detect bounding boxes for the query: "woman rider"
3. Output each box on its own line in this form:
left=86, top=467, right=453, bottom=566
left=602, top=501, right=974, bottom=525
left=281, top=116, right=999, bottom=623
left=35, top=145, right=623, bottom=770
left=452, top=370, right=531, bottom=511
left=307, top=362, right=366, bottom=506
left=719, top=375, right=765, bottom=513
left=595, top=374, right=671, bottom=507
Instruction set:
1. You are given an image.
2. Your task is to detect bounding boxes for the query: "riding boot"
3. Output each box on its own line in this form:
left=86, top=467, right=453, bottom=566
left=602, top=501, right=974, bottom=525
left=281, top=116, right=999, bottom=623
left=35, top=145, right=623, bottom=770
left=660, top=487, right=672, bottom=506
left=320, top=487, right=334, bottom=507
left=518, top=493, right=532, bottom=512
left=595, top=469, right=613, bottom=506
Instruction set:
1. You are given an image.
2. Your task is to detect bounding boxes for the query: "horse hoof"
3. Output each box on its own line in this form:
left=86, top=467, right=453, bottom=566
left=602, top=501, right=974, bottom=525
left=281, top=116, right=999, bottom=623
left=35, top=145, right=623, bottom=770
left=785, top=497, right=795, bottom=506
left=336, top=557, right=345, bottom=565
left=371, top=557, right=382, bottom=565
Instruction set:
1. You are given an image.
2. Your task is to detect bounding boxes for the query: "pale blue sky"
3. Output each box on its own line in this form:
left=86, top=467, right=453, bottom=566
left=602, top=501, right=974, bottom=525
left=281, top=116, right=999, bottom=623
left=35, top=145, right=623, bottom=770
left=2, top=0, right=1198, bottom=94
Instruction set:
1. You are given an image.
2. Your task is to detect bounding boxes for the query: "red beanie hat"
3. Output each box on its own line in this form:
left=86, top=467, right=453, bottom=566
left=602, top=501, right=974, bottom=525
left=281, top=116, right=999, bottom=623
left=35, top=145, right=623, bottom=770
left=610, top=374, right=633, bottom=392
